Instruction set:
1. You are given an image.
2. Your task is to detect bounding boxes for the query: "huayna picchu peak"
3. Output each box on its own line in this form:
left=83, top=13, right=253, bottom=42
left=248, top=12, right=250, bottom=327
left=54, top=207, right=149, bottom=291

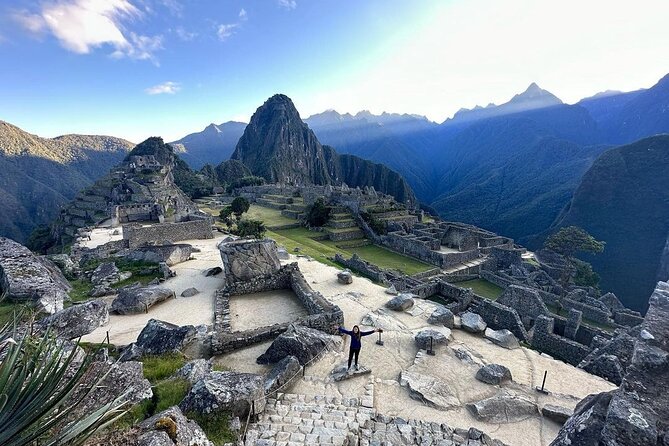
left=232, top=94, right=417, bottom=207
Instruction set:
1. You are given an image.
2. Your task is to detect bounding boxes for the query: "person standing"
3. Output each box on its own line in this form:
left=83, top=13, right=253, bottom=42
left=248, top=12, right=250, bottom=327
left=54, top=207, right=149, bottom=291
left=338, top=325, right=381, bottom=371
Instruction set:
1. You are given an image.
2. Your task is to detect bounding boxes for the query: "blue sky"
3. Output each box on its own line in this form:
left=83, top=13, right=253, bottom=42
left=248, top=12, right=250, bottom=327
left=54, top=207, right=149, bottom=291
left=2, top=0, right=669, bottom=142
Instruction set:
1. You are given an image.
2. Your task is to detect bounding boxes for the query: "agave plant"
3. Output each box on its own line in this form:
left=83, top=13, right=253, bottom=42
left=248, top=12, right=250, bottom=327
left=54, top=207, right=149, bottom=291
left=0, top=311, right=127, bottom=446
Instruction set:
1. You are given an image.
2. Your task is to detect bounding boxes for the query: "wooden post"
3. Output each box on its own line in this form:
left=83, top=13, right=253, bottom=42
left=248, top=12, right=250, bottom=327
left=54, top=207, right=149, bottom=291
left=427, top=336, right=436, bottom=356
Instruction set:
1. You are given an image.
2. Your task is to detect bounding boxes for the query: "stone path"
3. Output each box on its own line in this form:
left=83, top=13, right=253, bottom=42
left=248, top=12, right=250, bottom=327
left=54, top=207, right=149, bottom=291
left=243, top=378, right=505, bottom=446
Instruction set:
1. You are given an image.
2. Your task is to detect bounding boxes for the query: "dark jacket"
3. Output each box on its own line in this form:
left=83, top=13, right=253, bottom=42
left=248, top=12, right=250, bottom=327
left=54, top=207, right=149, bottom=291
left=338, top=327, right=374, bottom=350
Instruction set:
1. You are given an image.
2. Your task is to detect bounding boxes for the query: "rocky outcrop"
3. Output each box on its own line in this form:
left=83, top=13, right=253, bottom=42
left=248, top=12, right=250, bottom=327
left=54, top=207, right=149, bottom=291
left=578, top=325, right=639, bottom=385
left=256, top=324, right=340, bottom=365
left=0, top=237, right=70, bottom=313
left=541, top=405, right=573, bottom=425
left=386, top=293, right=415, bottom=311
left=111, top=285, right=175, bottom=314
left=180, top=371, right=265, bottom=418
left=38, top=299, right=109, bottom=339
left=414, top=329, right=451, bottom=350
left=461, top=312, right=487, bottom=333
left=264, top=355, right=301, bottom=394
left=337, top=270, right=353, bottom=284
left=219, top=238, right=281, bottom=285
left=475, top=364, right=512, bottom=385
left=90, top=262, right=122, bottom=286
left=134, top=319, right=197, bottom=357
left=467, top=393, right=538, bottom=423
left=552, top=281, right=669, bottom=445
left=484, top=328, right=520, bottom=350
left=427, top=306, right=455, bottom=328
left=138, top=406, right=213, bottom=446
left=230, top=94, right=417, bottom=206
left=126, top=244, right=194, bottom=266
left=173, top=359, right=213, bottom=385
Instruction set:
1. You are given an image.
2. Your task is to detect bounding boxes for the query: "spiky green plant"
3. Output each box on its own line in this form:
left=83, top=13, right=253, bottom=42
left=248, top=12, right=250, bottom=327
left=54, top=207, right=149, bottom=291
left=0, top=317, right=128, bottom=445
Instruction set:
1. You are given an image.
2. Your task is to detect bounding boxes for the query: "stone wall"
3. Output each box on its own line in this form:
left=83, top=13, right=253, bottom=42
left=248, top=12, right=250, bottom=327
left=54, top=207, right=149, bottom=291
left=123, top=219, right=213, bottom=249
left=561, top=298, right=611, bottom=325
left=475, top=300, right=529, bottom=341
left=489, top=246, right=523, bottom=269
left=72, top=239, right=130, bottom=264
left=333, top=253, right=388, bottom=284
left=613, top=310, right=644, bottom=327
left=496, top=285, right=551, bottom=324
left=531, top=315, right=591, bottom=365
left=125, top=244, right=194, bottom=266
left=480, top=270, right=515, bottom=289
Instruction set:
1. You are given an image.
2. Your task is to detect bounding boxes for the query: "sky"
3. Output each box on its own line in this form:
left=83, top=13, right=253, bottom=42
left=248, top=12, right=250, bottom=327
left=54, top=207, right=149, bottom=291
left=1, top=0, right=669, bottom=143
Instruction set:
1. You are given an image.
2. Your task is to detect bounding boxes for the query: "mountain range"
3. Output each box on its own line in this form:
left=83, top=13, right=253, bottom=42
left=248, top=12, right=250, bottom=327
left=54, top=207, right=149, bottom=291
left=170, top=121, right=246, bottom=169
left=0, top=121, right=133, bottom=243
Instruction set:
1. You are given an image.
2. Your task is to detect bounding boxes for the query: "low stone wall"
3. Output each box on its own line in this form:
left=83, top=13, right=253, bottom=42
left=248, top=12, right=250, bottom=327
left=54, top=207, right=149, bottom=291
left=333, top=253, right=388, bottom=284
left=613, top=310, right=644, bottom=327
left=123, top=219, right=213, bottom=249
left=475, top=300, right=529, bottom=341
left=489, top=246, right=523, bottom=269
left=213, top=323, right=290, bottom=354
left=379, top=232, right=480, bottom=269
left=480, top=270, right=514, bottom=289
left=73, top=239, right=130, bottom=264
left=561, top=298, right=611, bottom=325
left=496, top=285, right=551, bottom=324
left=531, top=315, right=591, bottom=365
left=328, top=229, right=365, bottom=242
left=412, top=280, right=473, bottom=313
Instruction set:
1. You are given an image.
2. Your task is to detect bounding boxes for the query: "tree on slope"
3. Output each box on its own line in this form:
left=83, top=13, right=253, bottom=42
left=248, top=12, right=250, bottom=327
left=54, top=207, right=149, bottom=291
left=544, top=226, right=605, bottom=292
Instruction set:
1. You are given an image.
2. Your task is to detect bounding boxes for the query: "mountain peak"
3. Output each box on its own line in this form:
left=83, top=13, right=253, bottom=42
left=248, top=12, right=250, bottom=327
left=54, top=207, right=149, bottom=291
left=510, top=82, right=562, bottom=105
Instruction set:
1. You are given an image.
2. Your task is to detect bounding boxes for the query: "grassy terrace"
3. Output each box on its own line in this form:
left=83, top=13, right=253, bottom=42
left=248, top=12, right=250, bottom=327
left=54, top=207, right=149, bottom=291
left=457, top=278, right=504, bottom=300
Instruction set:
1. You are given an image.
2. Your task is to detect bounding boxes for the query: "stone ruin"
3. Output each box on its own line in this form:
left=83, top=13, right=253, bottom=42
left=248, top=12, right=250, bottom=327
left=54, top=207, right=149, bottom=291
left=552, top=281, right=669, bottom=446
left=211, top=238, right=344, bottom=354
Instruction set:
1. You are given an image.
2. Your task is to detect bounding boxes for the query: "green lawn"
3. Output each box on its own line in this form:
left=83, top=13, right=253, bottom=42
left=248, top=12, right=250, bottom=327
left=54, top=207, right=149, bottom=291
left=242, top=205, right=297, bottom=227
left=457, top=278, right=504, bottom=300
left=268, top=227, right=432, bottom=275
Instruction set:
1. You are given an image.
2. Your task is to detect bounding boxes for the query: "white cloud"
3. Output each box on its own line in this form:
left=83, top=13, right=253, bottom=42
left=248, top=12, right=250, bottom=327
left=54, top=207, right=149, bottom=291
left=145, top=81, right=181, bottom=95
left=217, top=23, right=238, bottom=41
left=174, top=26, right=196, bottom=41
left=161, top=0, right=183, bottom=17
left=239, top=8, right=247, bottom=21
left=278, top=0, right=297, bottom=10
left=13, top=0, right=163, bottom=63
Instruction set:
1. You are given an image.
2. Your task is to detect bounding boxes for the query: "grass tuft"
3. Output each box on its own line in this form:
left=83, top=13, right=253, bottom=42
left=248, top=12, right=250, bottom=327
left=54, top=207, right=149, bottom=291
left=142, top=353, right=187, bottom=384
left=186, top=411, right=236, bottom=445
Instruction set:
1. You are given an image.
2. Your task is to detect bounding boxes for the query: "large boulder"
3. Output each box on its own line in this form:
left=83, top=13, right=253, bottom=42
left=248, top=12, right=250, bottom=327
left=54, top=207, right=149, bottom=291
left=138, top=406, right=212, bottom=446
left=541, top=404, right=573, bottom=425
left=337, top=270, right=353, bottom=285
left=257, top=324, right=340, bottom=365
left=551, top=391, right=615, bottom=445
left=135, top=319, right=197, bottom=356
left=386, top=293, right=415, bottom=311
left=475, top=364, right=512, bottom=385
left=219, top=239, right=281, bottom=285
left=579, top=354, right=625, bottom=386
left=427, top=306, right=455, bottom=328
left=264, top=355, right=301, bottom=394
left=414, top=328, right=451, bottom=350
left=173, top=359, right=213, bottom=384
left=90, top=262, right=122, bottom=286
left=38, top=299, right=109, bottom=340
left=578, top=326, right=639, bottom=385
left=180, top=371, right=265, bottom=418
left=111, top=285, right=175, bottom=314
left=484, top=328, right=520, bottom=350
left=461, top=312, right=487, bottom=333
left=0, top=237, right=70, bottom=313
left=126, top=244, right=194, bottom=266
left=467, top=393, right=538, bottom=423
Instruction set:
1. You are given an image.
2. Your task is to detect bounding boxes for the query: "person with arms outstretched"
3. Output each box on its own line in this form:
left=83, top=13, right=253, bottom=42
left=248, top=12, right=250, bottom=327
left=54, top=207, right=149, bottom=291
left=338, top=325, right=382, bottom=371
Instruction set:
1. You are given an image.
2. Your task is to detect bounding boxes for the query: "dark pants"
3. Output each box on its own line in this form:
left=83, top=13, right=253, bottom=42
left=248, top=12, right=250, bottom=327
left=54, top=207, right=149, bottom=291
left=348, top=348, right=360, bottom=368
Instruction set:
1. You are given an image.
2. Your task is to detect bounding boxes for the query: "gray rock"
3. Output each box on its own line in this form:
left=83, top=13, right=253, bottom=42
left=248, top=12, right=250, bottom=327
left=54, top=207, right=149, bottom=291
left=38, top=299, right=109, bottom=340
left=257, top=324, right=340, bottom=365
left=91, top=262, right=121, bottom=286
left=219, top=239, right=281, bottom=285
left=551, top=391, right=614, bottom=445
left=111, top=285, right=175, bottom=314
left=159, top=262, right=176, bottom=279
left=203, top=266, right=222, bottom=277
left=461, top=312, right=487, bottom=333
left=180, top=371, right=265, bottom=418
left=173, top=359, right=213, bottom=384
left=47, top=253, right=76, bottom=278
left=484, top=328, right=519, bottom=349
left=475, top=364, right=512, bottom=385
left=276, top=247, right=290, bottom=260
left=414, top=328, right=451, bottom=350
left=427, top=306, right=455, bottom=328
left=580, top=354, right=625, bottom=385
left=400, top=368, right=460, bottom=410
left=139, top=405, right=213, bottom=446
left=385, top=284, right=399, bottom=295
left=135, top=319, right=197, bottom=356
left=119, top=342, right=144, bottom=361
left=264, top=355, right=301, bottom=394
left=386, top=293, right=415, bottom=311
left=181, top=287, right=200, bottom=297
left=126, top=244, right=194, bottom=266
left=89, top=285, right=113, bottom=297
left=330, top=362, right=372, bottom=382
left=467, top=393, right=538, bottom=423
left=541, top=404, right=573, bottom=424
left=337, top=270, right=353, bottom=285
left=0, top=237, right=70, bottom=313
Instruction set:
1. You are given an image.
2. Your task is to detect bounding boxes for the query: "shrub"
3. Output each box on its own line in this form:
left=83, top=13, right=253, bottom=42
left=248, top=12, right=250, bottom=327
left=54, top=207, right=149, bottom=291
left=304, top=198, right=331, bottom=227
left=235, top=219, right=267, bottom=239
left=230, top=197, right=250, bottom=217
